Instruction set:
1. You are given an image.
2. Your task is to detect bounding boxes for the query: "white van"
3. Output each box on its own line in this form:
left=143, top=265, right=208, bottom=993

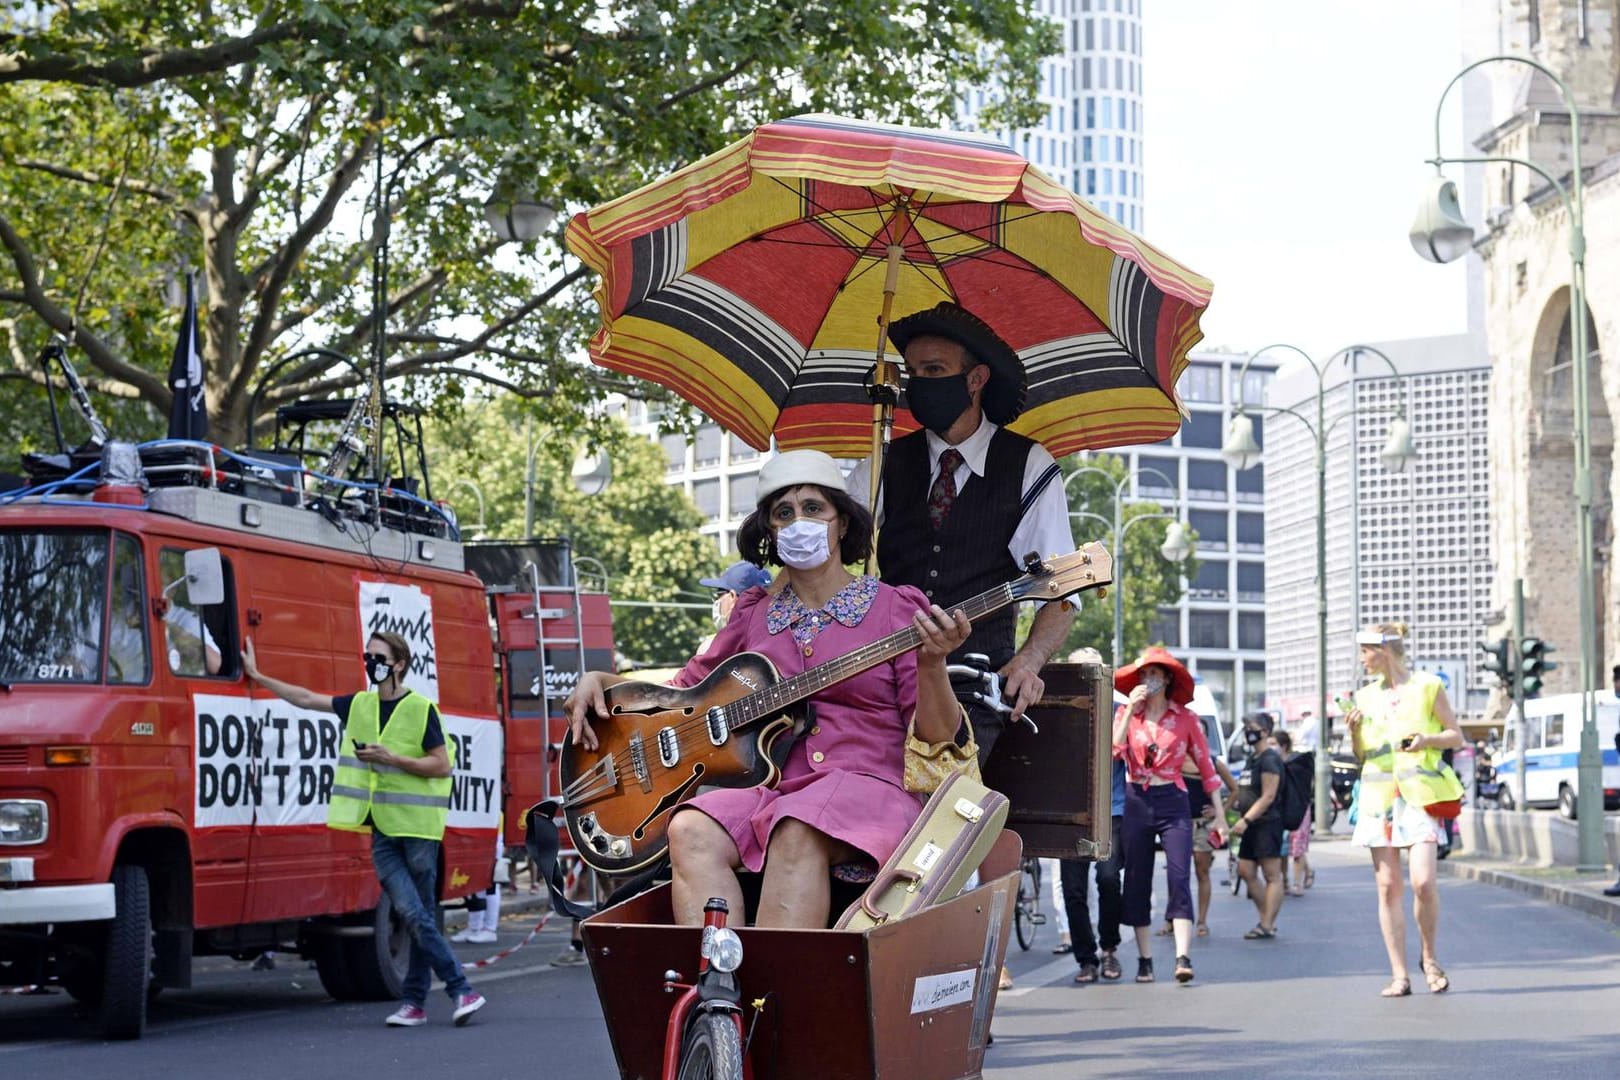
left=1494, top=692, right=1620, bottom=817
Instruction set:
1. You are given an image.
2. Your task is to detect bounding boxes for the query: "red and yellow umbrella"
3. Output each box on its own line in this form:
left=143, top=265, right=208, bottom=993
left=565, top=114, right=1212, bottom=458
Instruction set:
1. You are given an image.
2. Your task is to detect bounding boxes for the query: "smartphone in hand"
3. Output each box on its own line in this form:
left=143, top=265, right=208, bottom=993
left=352, top=740, right=369, bottom=751
left=1399, top=734, right=1419, bottom=751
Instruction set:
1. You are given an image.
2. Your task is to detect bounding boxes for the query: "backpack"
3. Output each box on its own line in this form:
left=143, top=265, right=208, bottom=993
left=1279, top=751, right=1315, bottom=832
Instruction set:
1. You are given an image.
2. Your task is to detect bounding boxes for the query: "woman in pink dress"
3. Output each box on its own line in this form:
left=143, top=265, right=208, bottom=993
left=566, top=450, right=970, bottom=928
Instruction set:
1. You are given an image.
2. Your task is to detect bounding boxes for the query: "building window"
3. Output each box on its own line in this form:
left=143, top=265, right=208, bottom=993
left=1189, top=508, right=1227, bottom=549
left=1230, top=367, right=1275, bottom=407
left=1236, top=561, right=1264, bottom=601
left=1191, top=559, right=1228, bottom=600
left=727, top=473, right=757, bottom=519
left=1181, top=410, right=1223, bottom=449
left=693, top=425, right=722, bottom=467
left=1177, top=363, right=1222, bottom=403
left=693, top=479, right=721, bottom=522
left=1238, top=612, right=1265, bottom=650
left=727, top=433, right=757, bottom=462
left=661, top=433, right=687, bottom=472
left=1186, top=460, right=1227, bottom=499
left=1148, top=607, right=1181, bottom=648
left=1235, top=512, right=1264, bottom=552
left=1136, top=455, right=1178, bottom=494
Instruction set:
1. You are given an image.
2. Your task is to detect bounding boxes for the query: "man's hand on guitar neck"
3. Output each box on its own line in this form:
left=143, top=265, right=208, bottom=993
left=565, top=670, right=625, bottom=752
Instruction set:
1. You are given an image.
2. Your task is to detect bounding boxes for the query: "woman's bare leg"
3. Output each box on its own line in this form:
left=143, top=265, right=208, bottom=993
left=1370, top=847, right=1409, bottom=981
left=1408, top=841, right=1442, bottom=967
left=667, top=810, right=744, bottom=925
left=756, top=819, right=848, bottom=928
left=1193, top=850, right=1213, bottom=928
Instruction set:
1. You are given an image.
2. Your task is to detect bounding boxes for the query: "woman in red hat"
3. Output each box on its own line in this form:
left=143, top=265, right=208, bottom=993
left=1113, top=647, right=1226, bottom=984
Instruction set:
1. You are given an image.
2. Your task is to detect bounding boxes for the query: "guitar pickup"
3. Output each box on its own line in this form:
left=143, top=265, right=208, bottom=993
left=657, top=726, right=680, bottom=769
left=705, top=707, right=730, bottom=746
left=627, top=733, right=653, bottom=793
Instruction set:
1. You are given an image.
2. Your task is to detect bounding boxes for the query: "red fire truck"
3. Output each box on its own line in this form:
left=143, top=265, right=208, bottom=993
left=0, top=408, right=612, bottom=1038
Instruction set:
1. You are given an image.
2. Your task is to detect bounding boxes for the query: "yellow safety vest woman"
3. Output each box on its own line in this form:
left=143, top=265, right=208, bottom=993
left=1345, top=622, right=1465, bottom=998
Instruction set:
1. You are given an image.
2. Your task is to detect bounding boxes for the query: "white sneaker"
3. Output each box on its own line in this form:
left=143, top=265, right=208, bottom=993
left=449, top=928, right=474, bottom=943
left=465, top=929, right=498, bottom=945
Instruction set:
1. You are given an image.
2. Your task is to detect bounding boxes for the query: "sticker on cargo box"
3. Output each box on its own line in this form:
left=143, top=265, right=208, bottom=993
left=912, top=841, right=943, bottom=873
left=911, top=969, right=977, bottom=1014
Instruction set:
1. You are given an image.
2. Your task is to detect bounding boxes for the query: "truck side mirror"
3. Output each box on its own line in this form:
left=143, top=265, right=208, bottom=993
left=182, top=547, right=225, bottom=607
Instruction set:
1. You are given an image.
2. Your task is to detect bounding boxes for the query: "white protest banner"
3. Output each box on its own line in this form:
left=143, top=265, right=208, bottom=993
left=357, top=580, right=439, bottom=698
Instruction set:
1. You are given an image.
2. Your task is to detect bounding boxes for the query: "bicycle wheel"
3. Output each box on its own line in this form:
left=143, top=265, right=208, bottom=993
left=676, top=1010, right=745, bottom=1080
left=1013, top=862, right=1039, bottom=950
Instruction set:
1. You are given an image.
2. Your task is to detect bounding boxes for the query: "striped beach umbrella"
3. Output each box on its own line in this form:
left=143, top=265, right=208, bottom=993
left=565, top=114, right=1213, bottom=458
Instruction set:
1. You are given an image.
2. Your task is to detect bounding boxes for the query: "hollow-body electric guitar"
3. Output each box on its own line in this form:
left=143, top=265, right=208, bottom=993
left=558, top=544, right=1113, bottom=874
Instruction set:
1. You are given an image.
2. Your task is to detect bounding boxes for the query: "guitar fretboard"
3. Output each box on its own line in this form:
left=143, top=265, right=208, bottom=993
left=727, top=582, right=1017, bottom=729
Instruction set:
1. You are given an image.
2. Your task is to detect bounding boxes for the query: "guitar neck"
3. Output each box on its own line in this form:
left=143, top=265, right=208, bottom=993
left=730, top=582, right=1016, bottom=729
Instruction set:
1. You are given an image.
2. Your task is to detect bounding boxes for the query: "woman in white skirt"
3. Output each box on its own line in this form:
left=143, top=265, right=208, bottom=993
left=1345, top=622, right=1466, bottom=998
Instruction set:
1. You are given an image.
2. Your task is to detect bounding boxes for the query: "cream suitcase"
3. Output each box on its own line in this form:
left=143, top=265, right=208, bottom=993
left=835, top=772, right=1009, bottom=931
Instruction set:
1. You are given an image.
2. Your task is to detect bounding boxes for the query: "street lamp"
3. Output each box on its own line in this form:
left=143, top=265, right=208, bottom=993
left=443, top=478, right=488, bottom=540
left=1064, top=464, right=1191, bottom=668
left=1223, top=344, right=1417, bottom=835
left=1411, top=55, right=1604, bottom=870
left=523, top=418, right=616, bottom=535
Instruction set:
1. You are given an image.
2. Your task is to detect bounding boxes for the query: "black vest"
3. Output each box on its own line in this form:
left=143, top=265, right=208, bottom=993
left=876, top=429, right=1033, bottom=667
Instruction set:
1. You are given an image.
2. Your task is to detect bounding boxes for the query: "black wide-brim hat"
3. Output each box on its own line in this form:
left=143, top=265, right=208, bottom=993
left=888, top=302, right=1027, bottom=426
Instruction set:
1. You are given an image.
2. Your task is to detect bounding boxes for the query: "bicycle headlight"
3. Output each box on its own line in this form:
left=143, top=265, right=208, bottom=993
left=0, top=800, right=48, bottom=845
left=708, top=927, right=744, bottom=973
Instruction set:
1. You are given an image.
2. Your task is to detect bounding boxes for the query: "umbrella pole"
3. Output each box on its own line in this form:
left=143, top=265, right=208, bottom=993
left=864, top=243, right=905, bottom=574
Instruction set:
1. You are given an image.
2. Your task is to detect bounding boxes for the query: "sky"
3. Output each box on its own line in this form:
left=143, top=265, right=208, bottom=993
left=1141, top=0, right=1475, bottom=360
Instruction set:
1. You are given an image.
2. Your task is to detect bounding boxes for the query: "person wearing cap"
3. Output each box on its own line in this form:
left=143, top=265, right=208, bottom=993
left=845, top=301, right=1076, bottom=755
left=1112, top=647, right=1225, bottom=985
left=565, top=450, right=972, bottom=929
left=695, top=560, right=775, bottom=655
left=1345, top=621, right=1464, bottom=997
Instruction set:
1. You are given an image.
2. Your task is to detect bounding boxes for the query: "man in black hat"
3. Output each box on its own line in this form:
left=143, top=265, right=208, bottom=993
left=847, top=301, right=1076, bottom=753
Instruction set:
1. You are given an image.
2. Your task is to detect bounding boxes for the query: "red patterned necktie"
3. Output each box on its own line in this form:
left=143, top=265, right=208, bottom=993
left=928, top=448, right=964, bottom=530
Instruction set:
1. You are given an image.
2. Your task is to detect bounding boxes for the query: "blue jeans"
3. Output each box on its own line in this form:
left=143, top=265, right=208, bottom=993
left=371, top=832, right=470, bottom=1005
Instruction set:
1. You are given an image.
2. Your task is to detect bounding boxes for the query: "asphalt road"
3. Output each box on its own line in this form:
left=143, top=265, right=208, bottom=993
left=3, top=843, right=1618, bottom=1078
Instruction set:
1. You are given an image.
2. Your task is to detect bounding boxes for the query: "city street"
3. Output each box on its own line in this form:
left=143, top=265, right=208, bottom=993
left=3, top=842, right=1616, bottom=1078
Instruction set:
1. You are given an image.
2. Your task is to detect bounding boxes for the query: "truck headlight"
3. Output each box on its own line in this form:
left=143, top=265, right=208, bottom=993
left=0, top=800, right=48, bottom=845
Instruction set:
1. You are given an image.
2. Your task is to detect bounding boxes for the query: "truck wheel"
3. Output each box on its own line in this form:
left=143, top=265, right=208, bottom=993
left=1558, top=784, right=1578, bottom=820
left=343, top=891, right=412, bottom=1000
left=96, top=864, right=152, bottom=1040
left=311, top=935, right=361, bottom=1001
left=1498, top=784, right=1515, bottom=811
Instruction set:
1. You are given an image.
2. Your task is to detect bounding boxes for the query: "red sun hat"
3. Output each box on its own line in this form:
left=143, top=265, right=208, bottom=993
left=1114, top=646, right=1195, bottom=705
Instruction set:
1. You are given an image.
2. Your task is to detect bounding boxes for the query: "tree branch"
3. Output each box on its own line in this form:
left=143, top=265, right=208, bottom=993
left=656, top=54, right=758, bottom=113
left=0, top=207, right=167, bottom=401
left=6, top=158, right=185, bottom=208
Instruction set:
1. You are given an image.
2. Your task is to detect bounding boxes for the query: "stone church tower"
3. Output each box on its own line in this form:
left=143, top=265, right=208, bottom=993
left=1475, top=0, right=1620, bottom=691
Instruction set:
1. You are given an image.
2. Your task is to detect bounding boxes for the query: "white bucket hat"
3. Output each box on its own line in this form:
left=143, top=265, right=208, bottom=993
left=756, top=450, right=847, bottom=501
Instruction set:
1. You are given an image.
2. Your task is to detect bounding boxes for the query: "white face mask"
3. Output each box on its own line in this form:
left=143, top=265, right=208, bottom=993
left=1141, top=674, right=1167, bottom=697
left=775, top=518, right=832, bottom=570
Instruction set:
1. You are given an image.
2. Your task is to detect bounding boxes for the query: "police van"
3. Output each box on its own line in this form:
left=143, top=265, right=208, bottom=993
left=1493, top=692, right=1620, bottom=817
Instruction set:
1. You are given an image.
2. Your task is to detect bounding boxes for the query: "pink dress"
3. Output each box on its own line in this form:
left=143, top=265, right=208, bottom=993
left=668, top=577, right=930, bottom=872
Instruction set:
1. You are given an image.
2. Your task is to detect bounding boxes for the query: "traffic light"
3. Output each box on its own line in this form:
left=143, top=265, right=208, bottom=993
left=1478, top=637, right=1514, bottom=694
left=1520, top=637, right=1557, bottom=697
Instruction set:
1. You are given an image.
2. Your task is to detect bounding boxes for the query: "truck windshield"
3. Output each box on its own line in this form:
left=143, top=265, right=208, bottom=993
left=0, top=529, right=110, bottom=684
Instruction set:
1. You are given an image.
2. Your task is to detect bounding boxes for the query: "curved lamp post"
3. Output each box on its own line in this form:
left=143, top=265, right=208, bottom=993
left=1223, top=344, right=1417, bottom=835
left=443, top=478, right=488, bottom=540
left=1064, top=464, right=1191, bottom=668
left=1410, top=55, right=1603, bottom=870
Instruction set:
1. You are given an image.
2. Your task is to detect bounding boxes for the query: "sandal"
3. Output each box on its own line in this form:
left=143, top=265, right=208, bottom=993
left=1074, top=961, right=1099, bottom=984
left=1381, top=976, right=1412, bottom=998
left=1289, top=884, right=1304, bottom=897
left=1422, top=961, right=1450, bottom=994
left=1243, top=925, right=1277, bottom=940
left=1099, top=952, right=1122, bottom=981
left=998, top=967, right=1013, bottom=991
left=1195, top=924, right=1210, bottom=937
left=1134, top=957, right=1154, bottom=983
left=1303, top=869, right=1316, bottom=890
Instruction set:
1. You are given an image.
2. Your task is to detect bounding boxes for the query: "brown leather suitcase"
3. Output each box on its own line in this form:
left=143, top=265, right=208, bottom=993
left=981, top=661, right=1114, bottom=860
left=835, top=771, right=1009, bottom=931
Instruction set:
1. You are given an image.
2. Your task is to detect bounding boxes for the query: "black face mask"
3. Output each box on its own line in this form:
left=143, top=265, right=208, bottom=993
left=367, top=658, right=395, bottom=685
left=905, top=373, right=973, bottom=435
left=1244, top=729, right=1264, bottom=747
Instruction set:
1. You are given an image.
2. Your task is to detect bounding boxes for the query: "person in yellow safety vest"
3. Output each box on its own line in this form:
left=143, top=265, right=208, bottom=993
left=1344, top=621, right=1465, bottom=1000
left=242, top=630, right=487, bottom=1028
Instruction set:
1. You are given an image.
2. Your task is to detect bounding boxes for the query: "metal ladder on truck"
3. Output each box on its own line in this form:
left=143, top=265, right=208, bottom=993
left=524, top=552, right=597, bottom=907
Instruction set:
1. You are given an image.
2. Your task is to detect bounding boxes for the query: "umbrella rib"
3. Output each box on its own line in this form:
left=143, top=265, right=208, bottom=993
left=763, top=174, right=890, bottom=249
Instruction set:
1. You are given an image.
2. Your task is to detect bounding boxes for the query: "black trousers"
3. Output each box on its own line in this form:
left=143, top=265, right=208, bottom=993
left=1060, top=813, right=1124, bottom=965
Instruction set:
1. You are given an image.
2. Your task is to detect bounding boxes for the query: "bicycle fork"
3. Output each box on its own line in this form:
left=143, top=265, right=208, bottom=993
left=661, top=898, right=752, bottom=1080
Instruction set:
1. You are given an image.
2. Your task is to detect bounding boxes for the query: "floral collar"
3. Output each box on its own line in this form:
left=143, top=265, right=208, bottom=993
left=766, top=577, right=879, bottom=648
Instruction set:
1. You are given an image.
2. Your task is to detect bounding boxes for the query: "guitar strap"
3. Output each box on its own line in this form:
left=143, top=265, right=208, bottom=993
left=523, top=802, right=670, bottom=921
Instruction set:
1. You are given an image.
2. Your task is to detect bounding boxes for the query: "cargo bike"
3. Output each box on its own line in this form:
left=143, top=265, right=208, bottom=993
left=555, top=653, right=1116, bottom=1080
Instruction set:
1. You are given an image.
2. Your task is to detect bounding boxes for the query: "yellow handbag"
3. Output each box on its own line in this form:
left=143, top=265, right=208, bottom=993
left=903, top=707, right=982, bottom=794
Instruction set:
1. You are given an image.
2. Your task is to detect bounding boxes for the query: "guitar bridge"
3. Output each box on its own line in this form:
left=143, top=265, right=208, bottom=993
left=657, top=726, right=680, bottom=768
left=627, top=733, right=652, bottom=792
left=705, top=707, right=730, bottom=746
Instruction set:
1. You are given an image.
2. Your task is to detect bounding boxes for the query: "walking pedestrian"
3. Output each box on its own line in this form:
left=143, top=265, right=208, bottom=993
left=1346, top=621, right=1466, bottom=997
left=1274, top=731, right=1314, bottom=896
left=1064, top=759, right=1126, bottom=982
left=242, top=632, right=487, bottom=1026
left=1231, top=713, right=1285, bottom=939
left=1113, top=648, right=1226, bottom=985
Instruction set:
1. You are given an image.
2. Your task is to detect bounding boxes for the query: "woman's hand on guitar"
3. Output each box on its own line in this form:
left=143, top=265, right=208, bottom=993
left=565, top=671, right=610, bottom=752
left=913, top=604, right=971, bottom=665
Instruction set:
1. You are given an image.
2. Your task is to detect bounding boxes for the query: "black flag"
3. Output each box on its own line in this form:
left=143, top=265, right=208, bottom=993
left=166, top=273, right=208, bottom=440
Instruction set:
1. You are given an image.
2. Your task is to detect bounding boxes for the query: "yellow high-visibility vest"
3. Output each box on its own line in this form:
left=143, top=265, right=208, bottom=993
left=329, top=691, right=454, bottom=840
left=1354, top=672, right=1463, bottom=816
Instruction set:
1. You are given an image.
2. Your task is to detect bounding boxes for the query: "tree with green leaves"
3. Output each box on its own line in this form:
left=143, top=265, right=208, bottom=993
left=1058, top=454, right=1197, bottom=667
left=0, top=1, right=1058, bottom=452
left=427, top=397, right=722, bottom=665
